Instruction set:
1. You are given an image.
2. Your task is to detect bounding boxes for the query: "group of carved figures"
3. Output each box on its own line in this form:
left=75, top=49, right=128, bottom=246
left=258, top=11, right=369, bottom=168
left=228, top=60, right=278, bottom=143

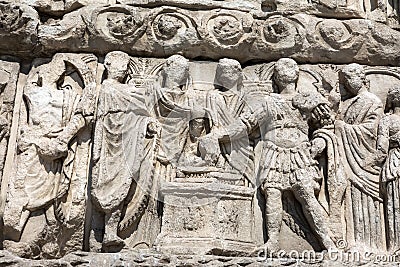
left=1, top=51, right=400, bottom=258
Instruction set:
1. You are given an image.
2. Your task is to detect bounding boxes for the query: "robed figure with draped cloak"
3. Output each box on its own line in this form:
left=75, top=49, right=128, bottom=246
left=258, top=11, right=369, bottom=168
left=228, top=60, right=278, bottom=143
left=202, top=58, right=254, bottom=186
left=3, top=54, right=96, bottom=257
left=313, top=63, right=385, bottom=251
left=378, top=86, right=400, bottom=252
left=91, top=52, right=159, bottom=251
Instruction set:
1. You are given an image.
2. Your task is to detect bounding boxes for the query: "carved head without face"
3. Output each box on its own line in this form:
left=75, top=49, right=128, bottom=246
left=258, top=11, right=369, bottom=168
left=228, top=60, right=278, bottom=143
left=189, top=108, right=208, bottom=138
left=162, top=55, right=190, bottom=87
left=273, top=58, right=299, bottom=91
left=104, top=51, right=130, bottom=82
left=215, top=58, right=243, bottom=90
left=387, top=86, right=400, bottom=109
left=339, top=63, right=367, bottom=96
left=190, top=118, right=206, bottom=139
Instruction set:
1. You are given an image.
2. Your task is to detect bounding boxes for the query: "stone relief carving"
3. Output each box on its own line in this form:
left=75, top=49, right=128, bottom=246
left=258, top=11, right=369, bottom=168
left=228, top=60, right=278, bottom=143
left=253, top=58, right=335, bottom=254
left=90, top=51, right=160, bottom=252
left=91, top=6, right=147, bottom=44
left=2, top=3, right=398, bottom=64
left=199, top=11, right=254, bottom=49
left=0, top=50, right=398, bottom=264
left=200, top=58, right=254, bottom=186
left=0, top=61, right=19, bottom=234
left=0, top=1, right=399, bottom=265
left=0, top=49, right=397, bottom=262
left=380, top=85, right=400, bottom=253
left=313, top=63, right=386, bottom=252
left=315, top=20, right=358, bottom=51
left=0, top=3, right=38, bottom=55
left=0, top=61, right=19, bottom=184
left=149, top=8, right=199, bottom=52
left=257, top=16, right=304, bottom=52
left=2, top=53, right=97, bottom=258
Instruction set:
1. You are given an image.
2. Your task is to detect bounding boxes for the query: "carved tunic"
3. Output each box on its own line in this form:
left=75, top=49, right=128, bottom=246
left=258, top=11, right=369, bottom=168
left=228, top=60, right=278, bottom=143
left=21, top=84, right=79, bottom=210
left=379, top=113, right=400, bottom=251
left=153, top=86, right=192, bottom=165
left=206, top=89, right=254, bottom=185
left=335, top=91, right=383, bottom=198
left=335, top=91, right=385, bottom=249
left=91, top=80, right=154, bottom=213
left=255, top=93, right=320, bottom=190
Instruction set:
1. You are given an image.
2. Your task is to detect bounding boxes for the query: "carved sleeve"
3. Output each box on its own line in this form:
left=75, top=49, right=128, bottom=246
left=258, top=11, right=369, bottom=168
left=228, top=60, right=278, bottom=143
left=377, top=115, right=390, bottom=154
left=214, top=106, right=267, bottom=143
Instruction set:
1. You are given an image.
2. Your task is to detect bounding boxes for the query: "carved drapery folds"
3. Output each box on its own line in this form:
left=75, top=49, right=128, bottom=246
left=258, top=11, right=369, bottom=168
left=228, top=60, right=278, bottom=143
left=90, top=51, right=160, bottom=252
left=1, top=53, right=97, bottom=258
left=0, top=1, right=398, bottom=263
left=0, top=52, right=398, bottom=260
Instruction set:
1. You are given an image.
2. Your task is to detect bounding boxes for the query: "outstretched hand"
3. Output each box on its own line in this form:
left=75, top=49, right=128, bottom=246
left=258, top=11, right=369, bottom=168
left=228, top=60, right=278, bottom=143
left=310, top=137, right=327, bottom=158
left=312, top=103, right=334, bottom=127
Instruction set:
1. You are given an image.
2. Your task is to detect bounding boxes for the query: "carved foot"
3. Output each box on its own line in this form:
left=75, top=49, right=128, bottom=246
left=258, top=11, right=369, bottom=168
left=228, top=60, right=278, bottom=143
left=264, top=239, right=280, bottom=257
left=252, top=239, right=280, bottom=258
left=322, top=237, right=336, bottom=251
left=101, top=234, right=125, bottom=253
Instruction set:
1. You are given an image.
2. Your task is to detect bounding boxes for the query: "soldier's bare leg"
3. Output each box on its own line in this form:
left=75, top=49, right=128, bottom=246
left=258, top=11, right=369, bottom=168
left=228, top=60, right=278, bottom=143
left=292, top=182, right=336, bottom=250
left=264, top=187, right=283, bottom=254
left=102, top=207, right=124, bottom=252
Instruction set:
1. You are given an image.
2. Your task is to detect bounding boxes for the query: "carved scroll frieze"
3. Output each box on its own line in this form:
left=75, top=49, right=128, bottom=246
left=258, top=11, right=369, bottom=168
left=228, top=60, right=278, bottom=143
left=148, top=8, right=199, bottom=52
left=0, top=3, right=398, bottom=65
left=15, top=0, right=399, bottom=28
left=198, top=10, right=255, bottom=50
left=36, top=7, right=400, bottom=64
left=89, top=5, right=148, bottom=45
left=252, top=15, right=305, bottom=54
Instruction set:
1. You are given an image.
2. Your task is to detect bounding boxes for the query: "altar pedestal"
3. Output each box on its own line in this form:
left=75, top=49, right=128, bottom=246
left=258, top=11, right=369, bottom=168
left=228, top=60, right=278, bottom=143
left=156, top=181, right=257, bottom=255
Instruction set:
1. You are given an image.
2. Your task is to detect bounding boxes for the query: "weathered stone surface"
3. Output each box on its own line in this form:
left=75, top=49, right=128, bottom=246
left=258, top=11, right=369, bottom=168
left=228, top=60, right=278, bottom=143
left=0, top=3, right=39, bottom=55
left=5, top=0, right=400, bottom=23
left=2, top=53, right=98, bottom=259
left=0, top=2, right=398, bottom=64
left=29, top=8, right=400, bottom=65
left=0, top=0, right=400, bottom=265
left=1, top=249, right=400, bottom=266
